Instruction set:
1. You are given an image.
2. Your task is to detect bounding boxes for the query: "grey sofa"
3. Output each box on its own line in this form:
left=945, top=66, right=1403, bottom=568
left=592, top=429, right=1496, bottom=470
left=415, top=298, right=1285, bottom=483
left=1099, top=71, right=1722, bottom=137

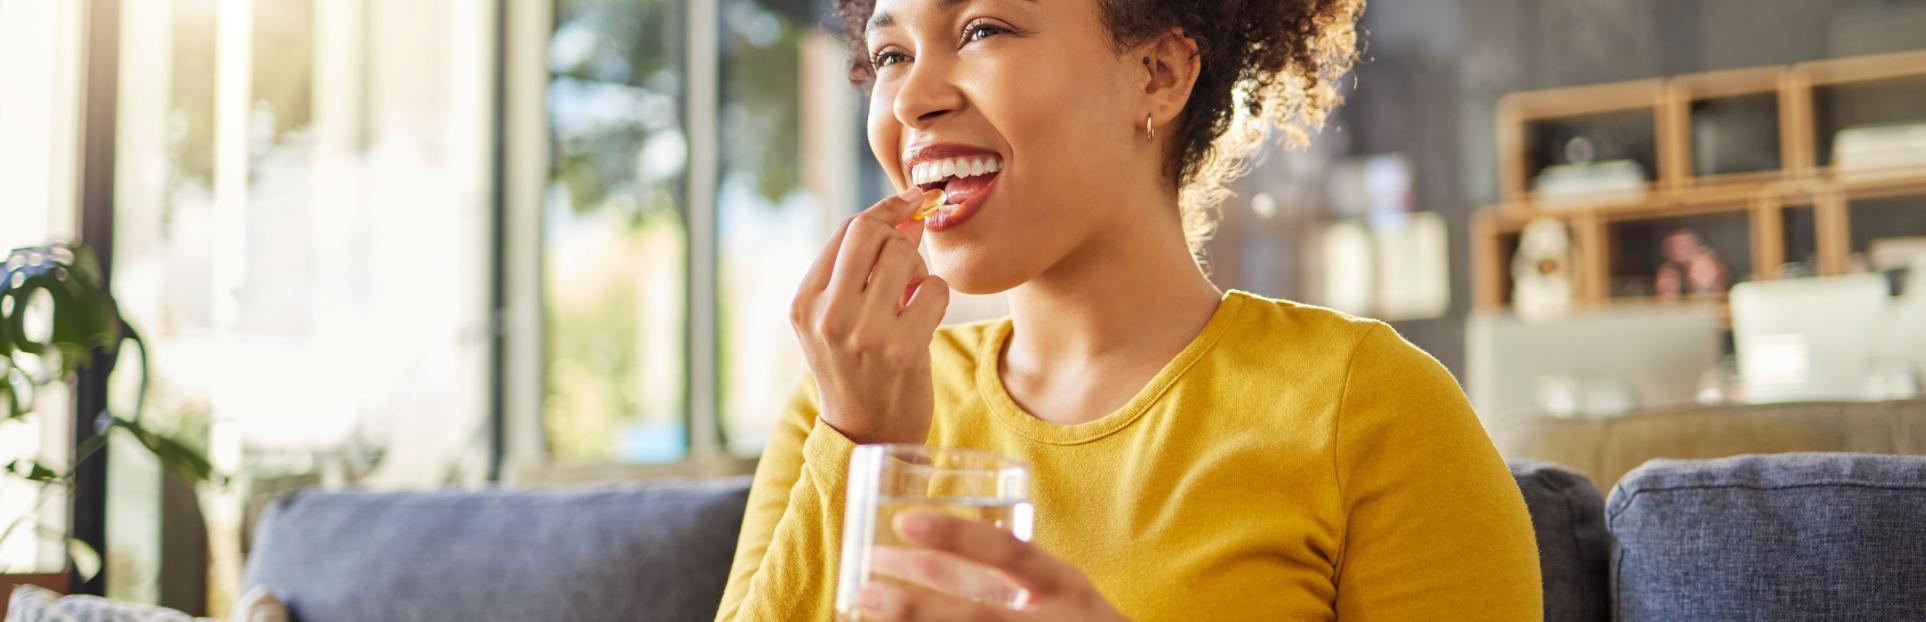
left=244, top=453, right=1926, bottom=622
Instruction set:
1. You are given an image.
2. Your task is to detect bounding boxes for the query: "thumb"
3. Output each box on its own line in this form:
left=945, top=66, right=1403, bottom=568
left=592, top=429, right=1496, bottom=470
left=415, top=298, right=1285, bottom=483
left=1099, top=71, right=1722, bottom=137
left=870, top=186, right=939, bottom=227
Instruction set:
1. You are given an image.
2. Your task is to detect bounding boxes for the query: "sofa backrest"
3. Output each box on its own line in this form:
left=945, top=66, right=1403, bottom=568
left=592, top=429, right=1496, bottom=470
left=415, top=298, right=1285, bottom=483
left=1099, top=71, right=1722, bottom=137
left=1509, top=459, right=1612, bottom=622
left=1607, top=452, right=1926, bottom=621
left=244, top=478, right=752, bottom=622
left=1493, top=398, right=1926, bottom=487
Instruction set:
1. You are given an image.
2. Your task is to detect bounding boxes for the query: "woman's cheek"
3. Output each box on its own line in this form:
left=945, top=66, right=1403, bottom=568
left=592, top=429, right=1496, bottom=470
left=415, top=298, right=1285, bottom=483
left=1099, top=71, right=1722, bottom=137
left=866, top=92, right=902, bottom=186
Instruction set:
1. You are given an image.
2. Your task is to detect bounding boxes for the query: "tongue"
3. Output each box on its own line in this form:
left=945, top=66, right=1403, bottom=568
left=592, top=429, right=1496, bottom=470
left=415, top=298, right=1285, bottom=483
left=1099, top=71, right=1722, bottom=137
left=941, top=172, right=997, bottom=205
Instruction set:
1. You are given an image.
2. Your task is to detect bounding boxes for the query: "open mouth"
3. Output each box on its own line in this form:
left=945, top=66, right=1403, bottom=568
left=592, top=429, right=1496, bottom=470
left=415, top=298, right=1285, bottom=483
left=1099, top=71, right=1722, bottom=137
left=907, top=155, right=1001, bottom=229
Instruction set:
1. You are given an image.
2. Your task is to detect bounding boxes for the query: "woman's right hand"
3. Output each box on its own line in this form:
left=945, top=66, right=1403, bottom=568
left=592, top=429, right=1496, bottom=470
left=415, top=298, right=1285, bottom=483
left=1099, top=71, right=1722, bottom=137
left=791, top=187, right=952, bottom=446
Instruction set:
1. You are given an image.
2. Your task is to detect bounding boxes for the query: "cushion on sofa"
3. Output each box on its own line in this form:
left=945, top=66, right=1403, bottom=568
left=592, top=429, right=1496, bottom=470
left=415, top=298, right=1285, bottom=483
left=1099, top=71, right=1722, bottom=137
left=5, top=585, right=286, bottom=622
left=1507, top=459, right=1610, bottom=622
left=243, top=479, right=751, bottom=622
left=1607, top=453, right=1926, bottom=621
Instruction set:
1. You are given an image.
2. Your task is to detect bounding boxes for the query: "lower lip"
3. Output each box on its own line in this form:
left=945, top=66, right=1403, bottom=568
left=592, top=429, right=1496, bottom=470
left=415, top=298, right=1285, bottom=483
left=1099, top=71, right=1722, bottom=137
left=925, top=174, right=998, bottom=232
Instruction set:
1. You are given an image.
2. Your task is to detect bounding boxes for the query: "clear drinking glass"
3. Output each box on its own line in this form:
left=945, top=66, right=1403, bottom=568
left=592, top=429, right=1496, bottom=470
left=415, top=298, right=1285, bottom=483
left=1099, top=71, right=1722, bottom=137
left=835, top=444, right=1034, bottom=621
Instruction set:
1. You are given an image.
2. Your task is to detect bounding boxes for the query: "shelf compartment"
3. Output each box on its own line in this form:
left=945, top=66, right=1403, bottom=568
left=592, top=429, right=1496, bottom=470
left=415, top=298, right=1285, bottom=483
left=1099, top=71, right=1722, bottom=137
left=1498, top=79, right=1665, bottom=204
left=1603, top=209, right=1754, bottom=300
left=1846, top=192, right=1926, bottom=263
left=1666, top=67, right=1791, bottom=186
left=1799, top=50, right=1926, bottom=176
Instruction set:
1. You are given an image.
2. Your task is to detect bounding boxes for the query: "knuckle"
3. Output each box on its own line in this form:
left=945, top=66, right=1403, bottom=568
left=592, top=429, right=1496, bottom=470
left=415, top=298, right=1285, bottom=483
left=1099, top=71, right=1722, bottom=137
left=813, top=317, right=850, bottom=343
left=848, top=215, right=884, bottom=236
left=788, top=299, right=809, bottom=328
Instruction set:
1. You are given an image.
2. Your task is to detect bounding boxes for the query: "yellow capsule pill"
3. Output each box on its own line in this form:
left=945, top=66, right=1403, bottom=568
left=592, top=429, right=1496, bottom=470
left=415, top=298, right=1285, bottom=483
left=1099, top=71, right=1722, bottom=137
left=912, top=189, right=946, bottom=220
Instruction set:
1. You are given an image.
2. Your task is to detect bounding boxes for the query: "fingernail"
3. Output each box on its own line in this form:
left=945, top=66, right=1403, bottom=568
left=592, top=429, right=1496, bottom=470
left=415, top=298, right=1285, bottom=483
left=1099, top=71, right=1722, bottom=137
left=895, top=186, right=923, bottom=201
left=857, top=584, right=895, bottom=614
left=894, top=512, right=933, bottom=541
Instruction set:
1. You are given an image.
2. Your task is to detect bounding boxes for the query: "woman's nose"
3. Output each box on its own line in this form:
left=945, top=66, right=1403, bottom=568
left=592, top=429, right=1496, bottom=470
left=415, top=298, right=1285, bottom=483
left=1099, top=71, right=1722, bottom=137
left=892, top=56, right=964, bottom=129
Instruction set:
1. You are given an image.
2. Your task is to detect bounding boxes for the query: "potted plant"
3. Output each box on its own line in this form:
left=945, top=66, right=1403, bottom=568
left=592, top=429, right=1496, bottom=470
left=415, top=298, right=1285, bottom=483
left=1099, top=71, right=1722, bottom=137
left=0, top=242, right=219, bottom=609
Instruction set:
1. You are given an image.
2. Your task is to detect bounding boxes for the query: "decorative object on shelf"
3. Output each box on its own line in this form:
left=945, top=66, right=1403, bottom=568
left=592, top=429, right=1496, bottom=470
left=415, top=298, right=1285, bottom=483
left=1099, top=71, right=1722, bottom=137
left=1653, top=229, right=1729, bottom=300
left=1869, top=236, right=1926, bottom=278
left=1834, top=122, right=1926, bottom=178
left=1511, top=218, right=1576, bottom=322
left=0, top=243, right=222, bottom=584
left=1530, top=137, right=1647, bottom=202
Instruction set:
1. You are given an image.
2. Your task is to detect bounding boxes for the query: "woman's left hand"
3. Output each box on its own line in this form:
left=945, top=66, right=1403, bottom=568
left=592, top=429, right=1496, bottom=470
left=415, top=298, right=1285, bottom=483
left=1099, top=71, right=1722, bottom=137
left=857, top=511, right=1132, bottom=621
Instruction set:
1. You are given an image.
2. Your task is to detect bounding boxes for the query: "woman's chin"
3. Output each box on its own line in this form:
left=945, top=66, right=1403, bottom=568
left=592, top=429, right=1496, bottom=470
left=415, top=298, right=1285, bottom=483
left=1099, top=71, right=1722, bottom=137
left=928, top=251, right=1034, bottom=296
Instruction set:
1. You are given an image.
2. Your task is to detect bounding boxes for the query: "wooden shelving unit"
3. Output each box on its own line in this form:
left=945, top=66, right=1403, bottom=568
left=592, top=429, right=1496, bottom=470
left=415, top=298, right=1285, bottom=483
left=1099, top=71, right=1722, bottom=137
left=1475, top=49, right=1926, bottom=319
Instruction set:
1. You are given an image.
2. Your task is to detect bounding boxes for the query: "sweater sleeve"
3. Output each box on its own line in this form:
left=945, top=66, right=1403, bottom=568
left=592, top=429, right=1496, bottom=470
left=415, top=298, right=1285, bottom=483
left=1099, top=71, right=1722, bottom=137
left=716, top=374, right=858, bottom=621
left=1331, top=323, right=1542, bottom=621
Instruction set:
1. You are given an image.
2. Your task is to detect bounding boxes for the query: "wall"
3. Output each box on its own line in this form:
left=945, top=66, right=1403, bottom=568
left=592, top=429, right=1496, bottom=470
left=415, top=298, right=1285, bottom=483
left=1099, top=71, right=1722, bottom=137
left=1336, top=0, right=1926, bottom=376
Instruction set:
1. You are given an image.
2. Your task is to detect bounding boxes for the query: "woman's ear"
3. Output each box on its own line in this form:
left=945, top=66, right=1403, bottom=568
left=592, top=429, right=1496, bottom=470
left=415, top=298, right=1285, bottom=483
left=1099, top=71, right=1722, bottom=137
left=1139, top=28, right=1201, bottom=130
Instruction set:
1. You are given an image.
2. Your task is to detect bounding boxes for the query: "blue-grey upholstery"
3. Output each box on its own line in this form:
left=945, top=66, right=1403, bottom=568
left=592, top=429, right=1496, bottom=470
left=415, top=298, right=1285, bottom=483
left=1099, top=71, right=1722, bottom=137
left=1508, top=459, right=1611, bottom=622
left=239, top=454, right=1926, bottom=622
left=1607, top=453, right=1926, bottom=621
left=243, top=479, right=752, bottom=622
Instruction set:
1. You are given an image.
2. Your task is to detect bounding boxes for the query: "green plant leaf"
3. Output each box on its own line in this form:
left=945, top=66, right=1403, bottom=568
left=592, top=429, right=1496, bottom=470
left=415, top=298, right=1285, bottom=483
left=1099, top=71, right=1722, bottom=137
left=107, top=416, right=226, bottom=486
left=2, top=459, right=64, bottom=484
left=0, top=363, right=14, bottom=419
left=2, top=245, right=120, bottom=379
left=67, top=535, right=101, bottom=581
left=0, top=292, right=13, bottom=360
left=2, top=365, right=29, bottom=419
left=24, top=525, right=101, bottom=582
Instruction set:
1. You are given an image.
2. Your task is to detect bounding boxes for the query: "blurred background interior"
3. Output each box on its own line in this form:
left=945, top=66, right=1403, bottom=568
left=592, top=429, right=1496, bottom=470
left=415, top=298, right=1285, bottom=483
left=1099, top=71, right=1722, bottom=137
left=1, top=0, right=1923, bottom=616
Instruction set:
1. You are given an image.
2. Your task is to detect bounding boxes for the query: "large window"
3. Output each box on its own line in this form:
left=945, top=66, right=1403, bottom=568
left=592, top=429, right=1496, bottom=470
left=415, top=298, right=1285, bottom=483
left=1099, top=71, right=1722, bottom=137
left=13, top=0, right=885, bottom=608
left=716, top=0, right=859, bottom=454
left=110, top=0, right=495, bottom=609
left=542, top=0, right=691, bottom=463
left=0, top=0, right=84, bottom=575
left=539, top=0, right=864, bottom=462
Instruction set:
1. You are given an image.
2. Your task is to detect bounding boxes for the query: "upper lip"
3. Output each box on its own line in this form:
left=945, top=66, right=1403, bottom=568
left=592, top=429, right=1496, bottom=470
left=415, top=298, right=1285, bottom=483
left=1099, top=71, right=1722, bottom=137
left=901, top=143, right=1004, bottom=183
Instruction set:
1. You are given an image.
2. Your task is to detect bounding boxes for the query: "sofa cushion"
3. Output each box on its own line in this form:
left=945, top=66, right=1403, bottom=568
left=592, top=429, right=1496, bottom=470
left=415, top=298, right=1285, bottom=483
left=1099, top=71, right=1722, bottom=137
left=1508, top=459, right=1610, bottom=622
left=1607, top=453, right=1926, bottom=621
left=243, top=479, right=751, bottom=622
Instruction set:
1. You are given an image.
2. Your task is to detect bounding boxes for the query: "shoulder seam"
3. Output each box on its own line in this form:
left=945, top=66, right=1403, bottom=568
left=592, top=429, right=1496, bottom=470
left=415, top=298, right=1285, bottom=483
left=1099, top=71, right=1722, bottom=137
left=1329, top=320, right=1386, bottom=583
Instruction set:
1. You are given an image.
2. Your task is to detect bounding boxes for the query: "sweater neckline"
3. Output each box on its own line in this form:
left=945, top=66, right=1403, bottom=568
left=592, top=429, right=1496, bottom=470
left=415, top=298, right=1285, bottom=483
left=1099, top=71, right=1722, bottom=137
left=973, top=290, right=1251, bottom=445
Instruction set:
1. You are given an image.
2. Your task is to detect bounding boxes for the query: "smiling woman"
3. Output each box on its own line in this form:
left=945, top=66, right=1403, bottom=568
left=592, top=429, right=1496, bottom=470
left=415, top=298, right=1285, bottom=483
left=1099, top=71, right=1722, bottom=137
left=718, top=0, right=1544, bottom=620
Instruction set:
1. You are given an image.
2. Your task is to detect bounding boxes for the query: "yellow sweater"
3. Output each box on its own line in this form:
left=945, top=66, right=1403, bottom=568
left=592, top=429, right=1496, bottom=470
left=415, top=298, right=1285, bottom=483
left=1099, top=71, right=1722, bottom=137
left=717, top=291, right=1542, bottom=621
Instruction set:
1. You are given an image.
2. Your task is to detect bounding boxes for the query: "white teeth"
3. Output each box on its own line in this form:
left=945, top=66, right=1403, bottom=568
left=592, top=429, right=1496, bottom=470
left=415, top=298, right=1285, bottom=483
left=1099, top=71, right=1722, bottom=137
left=907, top=155, right=1003, bottom=186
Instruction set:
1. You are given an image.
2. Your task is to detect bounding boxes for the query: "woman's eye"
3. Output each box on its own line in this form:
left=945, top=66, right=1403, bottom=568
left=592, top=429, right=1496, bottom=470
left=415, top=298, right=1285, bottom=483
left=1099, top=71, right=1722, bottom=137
left=870, top=50, right=909, bottom=69
left=963, top=22, right=1008, bottom=43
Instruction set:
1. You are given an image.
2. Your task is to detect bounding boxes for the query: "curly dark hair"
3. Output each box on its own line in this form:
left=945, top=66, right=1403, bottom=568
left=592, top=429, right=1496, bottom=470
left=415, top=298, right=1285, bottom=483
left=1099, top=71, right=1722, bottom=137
left=834, top=0, right=1364, bottom=250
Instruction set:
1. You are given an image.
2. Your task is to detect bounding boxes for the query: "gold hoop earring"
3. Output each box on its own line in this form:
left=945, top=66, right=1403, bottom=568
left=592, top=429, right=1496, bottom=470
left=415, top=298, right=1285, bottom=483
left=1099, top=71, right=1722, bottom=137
left=1144, top=114, right=1156, bottom=142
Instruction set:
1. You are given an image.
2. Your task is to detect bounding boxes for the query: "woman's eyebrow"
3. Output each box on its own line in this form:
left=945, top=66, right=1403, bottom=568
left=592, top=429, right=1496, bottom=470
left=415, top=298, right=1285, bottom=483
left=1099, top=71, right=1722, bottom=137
left=867, top=0, right=1036, bottom=36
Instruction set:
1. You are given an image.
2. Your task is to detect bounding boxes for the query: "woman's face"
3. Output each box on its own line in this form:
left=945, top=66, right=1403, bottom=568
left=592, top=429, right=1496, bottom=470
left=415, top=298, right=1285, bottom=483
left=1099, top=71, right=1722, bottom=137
left=864, top=0, right=1150, bottom=294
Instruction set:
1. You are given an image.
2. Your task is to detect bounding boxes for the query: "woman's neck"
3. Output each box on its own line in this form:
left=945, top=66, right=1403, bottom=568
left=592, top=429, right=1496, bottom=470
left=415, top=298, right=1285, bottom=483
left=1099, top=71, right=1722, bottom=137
left=999, top=198, right=1223, bottom=419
